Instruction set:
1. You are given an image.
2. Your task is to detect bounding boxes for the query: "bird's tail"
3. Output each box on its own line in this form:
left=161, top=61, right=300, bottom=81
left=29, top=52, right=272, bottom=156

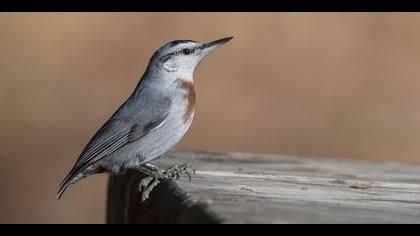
left=56, top=167, right=82, bottom=200
left=56, top=182, right=71, bottom=200
left=56, top=165, right=104, bottom=200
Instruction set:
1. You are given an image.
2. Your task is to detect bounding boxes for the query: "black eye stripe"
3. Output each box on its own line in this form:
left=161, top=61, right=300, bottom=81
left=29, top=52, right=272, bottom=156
left=159, top=46, right=198, bottom=61
left=160, top=55, right=172, bottom=63
left=182, top=48, right=191, bottom=55
left=181, top=47, right=197, bottom=55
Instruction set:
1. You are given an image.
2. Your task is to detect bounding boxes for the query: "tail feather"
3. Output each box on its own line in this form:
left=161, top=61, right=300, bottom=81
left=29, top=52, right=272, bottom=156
left=56, top=183, right=71, bottom=200
left=56, top=164, right=104, bottom=200
left=56, top=167, right=83, bottom=200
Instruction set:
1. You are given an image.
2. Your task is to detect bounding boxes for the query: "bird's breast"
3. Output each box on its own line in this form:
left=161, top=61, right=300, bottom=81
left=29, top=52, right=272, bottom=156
left=175, top=79, right=196, bottom=124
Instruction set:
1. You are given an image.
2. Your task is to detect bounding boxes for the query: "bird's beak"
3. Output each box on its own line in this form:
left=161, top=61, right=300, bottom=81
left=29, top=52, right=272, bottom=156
left=201, top=37, right=233, bottom=55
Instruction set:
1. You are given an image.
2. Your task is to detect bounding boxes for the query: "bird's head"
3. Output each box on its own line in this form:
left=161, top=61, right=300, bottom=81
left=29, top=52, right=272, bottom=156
left=148, top=37, right=233, bottom=79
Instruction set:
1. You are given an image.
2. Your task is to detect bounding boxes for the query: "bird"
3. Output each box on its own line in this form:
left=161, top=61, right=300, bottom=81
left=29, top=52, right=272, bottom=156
left=56, top=37, right=233, bottom=200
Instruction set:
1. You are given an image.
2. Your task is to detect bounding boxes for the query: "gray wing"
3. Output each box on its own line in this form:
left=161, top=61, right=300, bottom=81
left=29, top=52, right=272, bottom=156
left=57, top=91, right=171, bottom=199
left=73, top=95, right=172, bottom=170
left=73, top=119, right=138, bottom=169
left=58, top=93, right=172, bottom=188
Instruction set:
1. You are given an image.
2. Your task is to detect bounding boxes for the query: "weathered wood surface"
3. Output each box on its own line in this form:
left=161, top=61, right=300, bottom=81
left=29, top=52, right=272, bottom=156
left=107, top=150, right=420, bottom=224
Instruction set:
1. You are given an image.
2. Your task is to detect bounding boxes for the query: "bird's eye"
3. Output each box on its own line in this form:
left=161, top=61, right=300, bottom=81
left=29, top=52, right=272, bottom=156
left=182, top=48, right=192, bottom=55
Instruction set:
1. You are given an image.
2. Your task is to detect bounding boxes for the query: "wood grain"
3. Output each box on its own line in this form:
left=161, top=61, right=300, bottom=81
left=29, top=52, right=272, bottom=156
left=107, top=150, right=420, bottom=224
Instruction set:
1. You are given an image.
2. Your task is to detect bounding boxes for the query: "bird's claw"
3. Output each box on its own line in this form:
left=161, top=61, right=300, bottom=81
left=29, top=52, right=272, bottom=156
left=137, top=162, right=195, bottom=202
left=162, top=163, right=195, bottom=181
left=138, top=176, right=160, bottom=202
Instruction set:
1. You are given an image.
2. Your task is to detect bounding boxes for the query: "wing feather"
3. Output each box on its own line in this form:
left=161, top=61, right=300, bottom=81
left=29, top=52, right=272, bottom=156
left=74, top=123, right=131, bottom=168
left=57, top=91, right=172, bottom=199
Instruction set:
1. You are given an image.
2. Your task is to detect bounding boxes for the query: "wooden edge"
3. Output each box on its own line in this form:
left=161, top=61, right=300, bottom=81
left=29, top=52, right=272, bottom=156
left=106, top=169, right=223, bottom=224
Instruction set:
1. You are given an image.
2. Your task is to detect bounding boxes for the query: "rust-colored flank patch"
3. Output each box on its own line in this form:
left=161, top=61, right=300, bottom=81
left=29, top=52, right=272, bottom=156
left=177, top=79, right=196, bottom=123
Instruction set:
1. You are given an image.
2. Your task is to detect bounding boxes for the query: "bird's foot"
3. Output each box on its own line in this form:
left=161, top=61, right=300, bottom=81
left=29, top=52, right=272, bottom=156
left=137, top=163, right=195, bottom=202
left=161, top=163, right=195, bottom=181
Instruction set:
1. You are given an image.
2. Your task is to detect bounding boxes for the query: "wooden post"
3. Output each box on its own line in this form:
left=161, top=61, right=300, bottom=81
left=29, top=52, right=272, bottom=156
left=106, top=170, right=222, bottom=224
left=107, top=150, right=420, bottom=224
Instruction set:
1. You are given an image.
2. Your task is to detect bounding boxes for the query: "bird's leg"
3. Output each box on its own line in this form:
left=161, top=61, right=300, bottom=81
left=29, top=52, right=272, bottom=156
left=136, top=163, right=162, bottom=177
left=137, top=162, right=195, bottom=202
left=161, top=162, right=195, bottom=181
left=144, top=163, right=162, bottom=175
left=137, top=163, right=163, bottom=201
left=138, top=176, right=160, bottom=202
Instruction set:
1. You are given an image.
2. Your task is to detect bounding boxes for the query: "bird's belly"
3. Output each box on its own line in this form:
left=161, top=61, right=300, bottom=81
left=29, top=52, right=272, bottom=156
left=137, top=112, right=194, bottom=160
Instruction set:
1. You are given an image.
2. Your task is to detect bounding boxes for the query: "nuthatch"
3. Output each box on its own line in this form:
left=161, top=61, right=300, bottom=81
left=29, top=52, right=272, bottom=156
left=57, top=37, right=233, bottom=199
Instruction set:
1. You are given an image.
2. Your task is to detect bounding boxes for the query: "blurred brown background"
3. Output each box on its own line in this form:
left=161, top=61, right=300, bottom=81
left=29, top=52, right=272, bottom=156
left=1, top=13, right=420, bottom=223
